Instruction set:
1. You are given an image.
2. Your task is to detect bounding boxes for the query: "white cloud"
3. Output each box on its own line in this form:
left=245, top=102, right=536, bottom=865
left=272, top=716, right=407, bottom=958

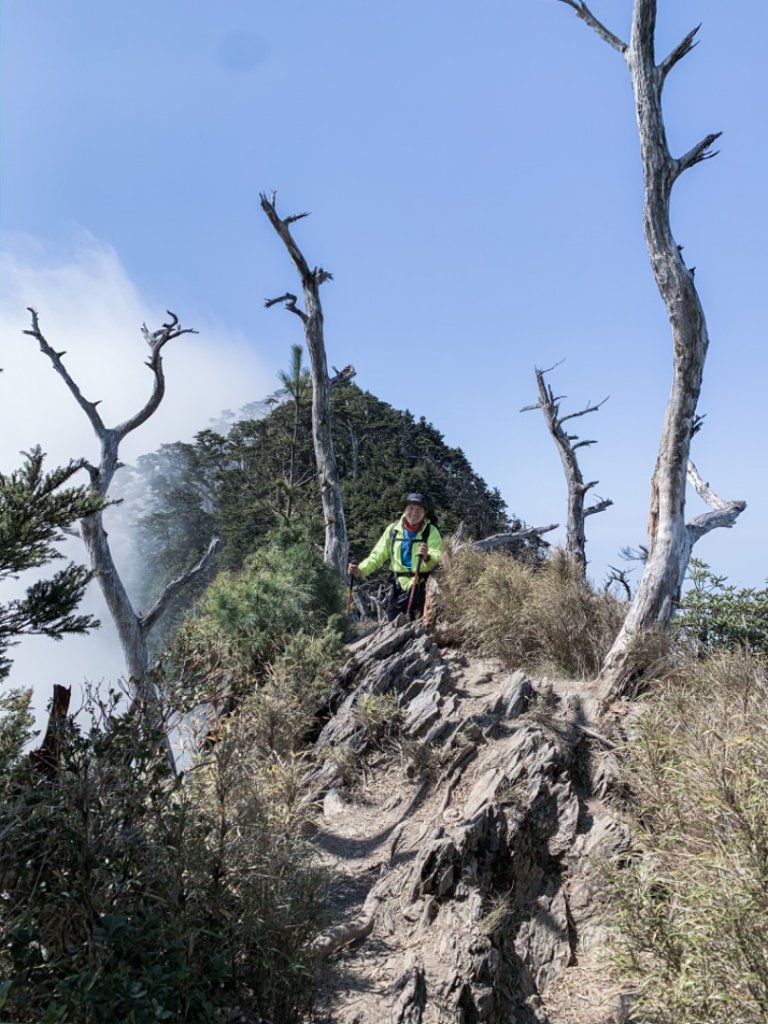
left=1, top=232, right=275, bottom=467
left=0, top=233, right=277, bottom=729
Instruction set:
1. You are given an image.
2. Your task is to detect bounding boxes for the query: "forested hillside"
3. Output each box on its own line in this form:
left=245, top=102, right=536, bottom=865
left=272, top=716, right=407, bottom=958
left=114, top=378, right=517, bottom=645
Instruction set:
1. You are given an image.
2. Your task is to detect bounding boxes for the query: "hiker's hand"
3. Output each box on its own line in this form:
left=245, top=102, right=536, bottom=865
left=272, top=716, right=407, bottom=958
left=418, top=543, right=429, bottom=562
left=348, top=562, right=359, bottom=577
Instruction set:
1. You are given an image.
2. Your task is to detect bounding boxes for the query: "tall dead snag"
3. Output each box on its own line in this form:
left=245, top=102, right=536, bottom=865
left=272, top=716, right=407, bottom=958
left=260, top=192, right=349, bottom=578
left=557, top=1, right=746, bottom=699
left=522, top=364, right=612, bottom=577
left=25, top=309, right=220, bottom=762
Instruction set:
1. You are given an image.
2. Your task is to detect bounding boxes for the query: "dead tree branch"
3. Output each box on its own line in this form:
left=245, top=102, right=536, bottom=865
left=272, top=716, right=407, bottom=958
left=264, top=292, right=307, bottom=323
left=555, top=0, right=628, bottom=53
left=523, top=365, right=611, bottom=576
left=605, top=566, right=634, bottom=601
left=140, top=535, right=221, bottom=633
left=686, top=460, right=747, bottom=544
left=470, top=523, right=559, bottom=553
left=659, top=24, right=700, bottom=85
left=675, top=132, right=723, bottom=178
left=330, top=364, right=356, bottom=387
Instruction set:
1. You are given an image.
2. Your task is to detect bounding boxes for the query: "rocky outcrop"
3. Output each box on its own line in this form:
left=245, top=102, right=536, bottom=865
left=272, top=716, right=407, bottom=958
left=312, top=618, right=631, bottom=1024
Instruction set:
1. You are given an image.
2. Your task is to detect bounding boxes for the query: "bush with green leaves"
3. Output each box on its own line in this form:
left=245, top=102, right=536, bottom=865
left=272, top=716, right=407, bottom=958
left=610, top=650, right=768, bottom=1023
left=172, top=535, right=345, bottom=702
left=438, top=546, right=625, bottom=678
left=674, top=558, right=768, bottom=657
left=0, top=686, right=328, bottom=1024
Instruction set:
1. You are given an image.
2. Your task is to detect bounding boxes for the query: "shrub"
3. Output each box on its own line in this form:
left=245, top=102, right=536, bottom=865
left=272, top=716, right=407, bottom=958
left=438, top=546, right=625, bottom=678
left=233, top=630, right=344, bottom=757
left=353, top=691, right=401, bottom=747
left=610, top=650, right=768, bottom=1023
left=0, top=687, right=328, bottom=1023
left=172, top=537, right=345, bottom=701
left=674, top=559, right=768, bottom=657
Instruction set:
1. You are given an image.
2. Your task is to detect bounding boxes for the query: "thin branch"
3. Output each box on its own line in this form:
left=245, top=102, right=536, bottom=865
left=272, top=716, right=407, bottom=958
left=117, top=311, right=197, bottom=440
left=24, top=308, right=106, bottom=438
left=687, top=504, right=746, bottom=542
left=686, top=460, right=737, bottom=513
left=675, top=131, right=723, bottom=178
left=264, top=292, right=296, bottom=308
left=140, top=535, right=220, bottom=634
left=559, top=396, right=609, bottom=424
left=659, top=24, right=700, bottom=86
left=686, top=459, right=746, bottom=543
left=470, top=523, right=558, bottom=553
left=259, top=192, right=314, bottom=282
left=265, top=292, right=308, bottom=322
left=691, top=412, right=707, bottom=438
left=555, top=0, right=627, bottom=53
left=585, top=497, right=613, bottom=517
left=605, top=565, right=633, bottom=601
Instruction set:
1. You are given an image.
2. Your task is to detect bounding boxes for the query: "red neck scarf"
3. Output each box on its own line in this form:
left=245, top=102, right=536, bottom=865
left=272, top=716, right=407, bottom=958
left=402, top=516, right=424, bottom=533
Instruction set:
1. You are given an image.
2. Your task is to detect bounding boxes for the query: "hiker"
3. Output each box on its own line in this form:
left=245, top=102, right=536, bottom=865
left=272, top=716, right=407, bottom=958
left=348, top=492, right=443, bottom=621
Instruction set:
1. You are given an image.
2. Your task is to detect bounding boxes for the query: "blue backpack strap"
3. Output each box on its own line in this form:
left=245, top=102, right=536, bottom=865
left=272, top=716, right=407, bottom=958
left=390, top=520, right=432, bottom=574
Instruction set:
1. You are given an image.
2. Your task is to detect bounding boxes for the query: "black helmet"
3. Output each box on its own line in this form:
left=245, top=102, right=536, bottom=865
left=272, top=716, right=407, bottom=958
left=403, top=492, right=429, bottom=510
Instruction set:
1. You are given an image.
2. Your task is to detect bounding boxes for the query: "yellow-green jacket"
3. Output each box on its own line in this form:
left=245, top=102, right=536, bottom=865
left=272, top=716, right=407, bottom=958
left=358, top=518, right=443, bottom=593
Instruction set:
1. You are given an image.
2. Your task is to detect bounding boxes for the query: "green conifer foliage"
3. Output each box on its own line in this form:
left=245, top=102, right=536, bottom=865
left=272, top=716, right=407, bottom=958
left=0, top=448, right=104, bottom=681
left=125, top=382, right=517, bottom=614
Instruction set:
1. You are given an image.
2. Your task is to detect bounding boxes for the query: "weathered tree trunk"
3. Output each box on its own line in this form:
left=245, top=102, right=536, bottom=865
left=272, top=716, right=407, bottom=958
left=29, top=684, right=71, bottom=775
left=522, top=365, right=611, bottom=577
left=261, top=193, right=349, bottom=578
left=558, top=1, right=746, bottom=699
left=25, top=310, right=220, bottom=766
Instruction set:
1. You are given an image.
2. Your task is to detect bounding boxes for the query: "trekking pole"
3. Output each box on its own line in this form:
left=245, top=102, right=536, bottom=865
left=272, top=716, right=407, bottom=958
left=346, top=573, right=355, bottom=620
left=406, top=555, right=422, bottom=618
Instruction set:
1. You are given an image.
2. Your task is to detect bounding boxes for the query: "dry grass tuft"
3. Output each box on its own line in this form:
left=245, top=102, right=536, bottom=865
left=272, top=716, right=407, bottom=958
left=610, top=649, right=768, bottom=1023
left=437, top=546, right=625, bottom=679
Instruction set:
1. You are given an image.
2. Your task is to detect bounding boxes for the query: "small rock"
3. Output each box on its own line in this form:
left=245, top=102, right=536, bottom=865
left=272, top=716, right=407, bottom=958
left=323, top=788, right=345, bottom=817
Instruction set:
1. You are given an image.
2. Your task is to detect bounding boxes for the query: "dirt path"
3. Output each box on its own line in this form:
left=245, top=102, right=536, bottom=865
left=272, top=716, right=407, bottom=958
left=311, top=639, right=628, bottom=1024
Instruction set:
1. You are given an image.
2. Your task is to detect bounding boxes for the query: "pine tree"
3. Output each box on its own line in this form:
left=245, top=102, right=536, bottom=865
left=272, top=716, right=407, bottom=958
left=0, top=448, right=103, bottom=681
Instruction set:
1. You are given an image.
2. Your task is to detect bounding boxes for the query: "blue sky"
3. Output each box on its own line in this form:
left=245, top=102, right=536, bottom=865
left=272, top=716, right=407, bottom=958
left=2, top=0, right=766, bottom=625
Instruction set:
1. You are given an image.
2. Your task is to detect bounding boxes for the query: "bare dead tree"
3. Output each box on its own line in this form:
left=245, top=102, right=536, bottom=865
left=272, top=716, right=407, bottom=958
left=260, top=192, right=349, bottom=578
left=24, top=309, right=220, bottom=764
left=522, top=364, right=612, bottom=577
left=557, top=1, right=746, bottom=700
